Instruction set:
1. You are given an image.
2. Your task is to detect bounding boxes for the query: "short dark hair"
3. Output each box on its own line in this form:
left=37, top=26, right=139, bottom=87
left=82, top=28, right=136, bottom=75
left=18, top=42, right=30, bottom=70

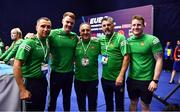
left=63, top=12, right=75, bottom=20
left=101, top=16, right=114, bottom=24
left=132, top=15, right=145, bottom=26
left=37, top=17, right=51, bottom=24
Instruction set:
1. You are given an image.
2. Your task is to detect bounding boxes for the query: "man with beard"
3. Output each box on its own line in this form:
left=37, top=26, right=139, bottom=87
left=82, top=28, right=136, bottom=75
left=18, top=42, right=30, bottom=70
left=99, top=16, right=130, bottom=111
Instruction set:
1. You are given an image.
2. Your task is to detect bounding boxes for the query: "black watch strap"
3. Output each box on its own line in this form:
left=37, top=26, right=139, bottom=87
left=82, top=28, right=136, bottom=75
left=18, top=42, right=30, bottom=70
left=152, top=80, right=159, bottom=84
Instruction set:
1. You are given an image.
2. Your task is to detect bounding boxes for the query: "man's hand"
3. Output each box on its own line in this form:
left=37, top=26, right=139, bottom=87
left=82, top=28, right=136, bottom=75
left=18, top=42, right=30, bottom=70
left=115, top=75, right=124, bottom=86
left=20, top=89, right=32, bottom=100
left=148, top=81, right=158, bottom=92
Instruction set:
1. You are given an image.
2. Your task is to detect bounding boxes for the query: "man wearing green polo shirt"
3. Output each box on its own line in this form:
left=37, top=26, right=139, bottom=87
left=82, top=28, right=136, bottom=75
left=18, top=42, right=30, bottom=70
left=48, top=12, right=78, bottom=111
left=99, top=16, right=130, bottom=111
left=0, top=28, right=23, bottom=64
left=126, top=15, right=163, bottom=111
left=13, top=17, right=51, bottom=111
left=74, top=23, right=100, bottom=111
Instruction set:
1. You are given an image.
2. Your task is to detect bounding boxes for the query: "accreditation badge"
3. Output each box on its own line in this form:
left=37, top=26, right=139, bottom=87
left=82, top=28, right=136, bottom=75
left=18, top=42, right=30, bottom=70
left=81, top=56, right=89, bottom=67
left=101, top=55, right=108, bottom=65
left=41, top=63, right=48, bottom=76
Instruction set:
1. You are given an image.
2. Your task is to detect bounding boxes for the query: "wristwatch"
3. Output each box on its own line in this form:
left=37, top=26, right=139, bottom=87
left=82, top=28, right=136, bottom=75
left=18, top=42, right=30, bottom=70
left=152, top=80, right=159, bottom=84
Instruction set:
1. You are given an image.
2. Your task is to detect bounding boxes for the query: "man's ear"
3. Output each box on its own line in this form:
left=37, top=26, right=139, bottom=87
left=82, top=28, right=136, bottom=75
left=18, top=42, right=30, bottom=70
left=62, top=18, right=64, bottom=24
left=144, top=22, right=147, bottom=27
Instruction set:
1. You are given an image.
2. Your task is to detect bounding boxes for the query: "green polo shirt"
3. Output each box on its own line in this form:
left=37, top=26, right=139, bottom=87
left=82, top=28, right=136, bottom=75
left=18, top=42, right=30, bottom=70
left=127, top=34, right=162, bottom=80
left=49, top=28, right=78, bottom=73
left=99, top=32, right=130, bottom=81
left=75, top=38, right=100, bottom=81
left=15, top=37, right=49, bottom=78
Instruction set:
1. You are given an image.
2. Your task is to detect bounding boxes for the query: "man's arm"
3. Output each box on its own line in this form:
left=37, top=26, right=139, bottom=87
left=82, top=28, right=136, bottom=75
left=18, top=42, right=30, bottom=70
left=153, top=52, right=163, bottom=80
left=148, top=52, right=163, bottom=92
left=116, top=54, right=130, bottom=86
left=4, top=40, right=23, bottom=63
left=13, top=59, right=31, bottom=100
left=0, top=43, right=14, bottom=60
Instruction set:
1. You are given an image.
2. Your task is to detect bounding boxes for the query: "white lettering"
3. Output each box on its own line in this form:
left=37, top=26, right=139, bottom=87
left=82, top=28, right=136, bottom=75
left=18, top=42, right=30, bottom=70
left=121, top=24, right=131, bottom=28
left=90, top=17, right=103, bottom=24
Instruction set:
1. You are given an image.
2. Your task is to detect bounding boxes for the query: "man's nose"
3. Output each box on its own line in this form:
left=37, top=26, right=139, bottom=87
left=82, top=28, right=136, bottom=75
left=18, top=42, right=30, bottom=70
left=134, top=25, right=139, bottom=28
left=68, top=22, right=72, bottom=26
left=44, top=26, right=50, bottom=31
left=84, top=30, right=88, bottom=33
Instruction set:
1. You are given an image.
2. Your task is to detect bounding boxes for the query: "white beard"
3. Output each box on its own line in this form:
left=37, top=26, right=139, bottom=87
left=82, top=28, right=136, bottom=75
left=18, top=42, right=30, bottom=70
left=104, top=31, right=111, bottom=35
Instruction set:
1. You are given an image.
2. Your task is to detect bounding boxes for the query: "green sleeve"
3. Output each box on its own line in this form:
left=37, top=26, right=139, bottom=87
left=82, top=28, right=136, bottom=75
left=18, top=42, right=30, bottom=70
left=151, top=37, right=163, bottom=54
left=15, top=39, right=34, bottom=61
left=0, top=42, right=14, bottom=60
left=0, top=41, right=4, bottom=56
left=0, top=49, right=2, bottom=56
left=119, top=35, right=130, bottom=56
left=0, top=41, right=4, bottom=47
left=3, top=40, right=23, bottom=63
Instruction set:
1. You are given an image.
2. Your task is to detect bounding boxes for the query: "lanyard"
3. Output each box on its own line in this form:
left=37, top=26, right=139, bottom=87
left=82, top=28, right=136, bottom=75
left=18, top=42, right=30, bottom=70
left=81, top=39, right=91, bottom=56
left=36, top=36, right=48, bottom=61
left=105, top=32, right=115, bottom=53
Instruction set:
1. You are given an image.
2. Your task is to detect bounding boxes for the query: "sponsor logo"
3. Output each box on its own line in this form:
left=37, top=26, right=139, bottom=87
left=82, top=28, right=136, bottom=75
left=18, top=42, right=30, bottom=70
left=129, top=43, right=133, bottom=45
left=36, top=47, right=42, bottom=50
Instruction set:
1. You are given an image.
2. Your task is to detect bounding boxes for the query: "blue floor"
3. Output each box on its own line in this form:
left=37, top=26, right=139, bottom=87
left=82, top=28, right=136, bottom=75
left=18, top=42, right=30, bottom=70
left=45, top=65, right=180, bottom=111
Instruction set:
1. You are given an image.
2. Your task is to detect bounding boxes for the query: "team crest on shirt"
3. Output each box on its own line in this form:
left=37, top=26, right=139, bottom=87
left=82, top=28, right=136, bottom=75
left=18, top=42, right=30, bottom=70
left=91, top=46, right=96, bottom=49
left=70, top=36, right=74, bottom=39
left=109, top=43, right=114, bottom=47
left=140, top=42, right=145, bottom=46
left=120, top=40, right=127, bottom=46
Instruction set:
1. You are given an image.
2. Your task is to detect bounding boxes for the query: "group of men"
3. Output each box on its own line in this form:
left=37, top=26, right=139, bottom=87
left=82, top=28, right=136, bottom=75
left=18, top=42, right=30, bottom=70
left=1, top=11, right=163, bottom=111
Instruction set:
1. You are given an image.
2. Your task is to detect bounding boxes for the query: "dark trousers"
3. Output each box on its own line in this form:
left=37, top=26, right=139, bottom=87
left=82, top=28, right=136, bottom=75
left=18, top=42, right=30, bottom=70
left=48, top=70, right=74, bottom=111
left=74, top=79, right=98, bottom=111
left=101, top=78, right=124, bottom=111
left=25, top=76, right=48, bottom=111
